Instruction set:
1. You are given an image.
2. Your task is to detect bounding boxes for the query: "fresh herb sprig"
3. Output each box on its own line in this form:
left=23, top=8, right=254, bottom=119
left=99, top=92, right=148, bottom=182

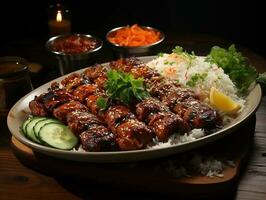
left=205, top=44, right=264, bottom=95
left=172, top=46, right=196, bottom=60
left=96, top=70, right=149, bottom=109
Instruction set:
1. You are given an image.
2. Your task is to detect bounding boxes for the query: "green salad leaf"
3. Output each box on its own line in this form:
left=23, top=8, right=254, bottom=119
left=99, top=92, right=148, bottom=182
left=104, top=70, right=149, bottom=105
left=206, top=44, right=258, bottom=95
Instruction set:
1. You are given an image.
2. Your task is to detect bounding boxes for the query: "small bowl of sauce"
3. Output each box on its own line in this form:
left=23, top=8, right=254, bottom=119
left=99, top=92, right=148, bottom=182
left=46, top=34, right=103, bottom=75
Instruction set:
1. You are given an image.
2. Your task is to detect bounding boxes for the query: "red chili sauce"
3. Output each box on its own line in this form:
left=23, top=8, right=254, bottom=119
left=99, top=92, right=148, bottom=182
left=53, top=35, right=99, bottom=54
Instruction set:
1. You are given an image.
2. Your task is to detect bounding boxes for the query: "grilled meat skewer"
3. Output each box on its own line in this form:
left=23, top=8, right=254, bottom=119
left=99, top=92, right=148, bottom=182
left=67, top=111, right=117, bottom=151
left=136, top=98, right=190, bottom=141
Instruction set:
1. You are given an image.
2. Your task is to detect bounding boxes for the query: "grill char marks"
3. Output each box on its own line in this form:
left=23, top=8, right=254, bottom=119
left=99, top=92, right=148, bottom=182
left=66, top=111, right=117, bottom=151
left=104, top=105, right=136, bottom=134
left=61, top=73, right=85, bottom=93
left=104, top=105, right=154, bottom=150
left=151, top=82, right=222, bottom=130
left=116, top=119, right=153, bottom=150
left=83, top=64, right=108, bottom=89
left=109, top=57, right=162, bottom=85
left=29, top=82, right=74, bottom=116
left=136, top=98, right=189, bottom=141
left=79, top=125, right=117, bottom=152
left=135, top=98, right=168, bottom=122
left=67, top=111, right=104, bottom=136
left=53, top=101, right=88, bottom=123
left=73, top=84, right=98, bottom=102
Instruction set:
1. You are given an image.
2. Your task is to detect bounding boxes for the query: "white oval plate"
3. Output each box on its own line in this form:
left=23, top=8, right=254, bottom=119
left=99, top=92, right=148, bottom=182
left=7, top=56, right=262, bottom=163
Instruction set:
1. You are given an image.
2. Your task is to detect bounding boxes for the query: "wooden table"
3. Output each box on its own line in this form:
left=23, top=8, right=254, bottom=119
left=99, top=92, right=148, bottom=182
left=0, top=34, right=265, bottom=200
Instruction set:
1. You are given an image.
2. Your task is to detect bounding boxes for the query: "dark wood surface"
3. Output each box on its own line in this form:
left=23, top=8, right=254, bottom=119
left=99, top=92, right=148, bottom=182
left=0, top=34, right=266, bottom=200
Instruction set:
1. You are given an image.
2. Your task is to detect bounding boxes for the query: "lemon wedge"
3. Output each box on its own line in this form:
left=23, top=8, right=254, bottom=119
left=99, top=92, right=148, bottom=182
left=210, top=87, right=241, bottom=114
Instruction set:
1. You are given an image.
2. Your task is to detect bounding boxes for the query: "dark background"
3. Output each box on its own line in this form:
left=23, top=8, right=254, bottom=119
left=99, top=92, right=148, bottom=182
left=0, top=0, right=264, bottom=81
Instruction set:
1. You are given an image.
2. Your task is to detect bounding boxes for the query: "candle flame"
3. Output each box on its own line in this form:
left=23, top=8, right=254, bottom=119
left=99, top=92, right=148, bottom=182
left=56, top=10, right=62, bottom=22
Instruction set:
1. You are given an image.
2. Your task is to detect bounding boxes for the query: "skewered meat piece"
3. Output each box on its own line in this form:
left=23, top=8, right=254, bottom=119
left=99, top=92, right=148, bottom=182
left=29, top=99, right=48, bottom=116
left=153, top=82, right=221, bottom=129
left=148, top=112, right=188, bottom=141
left=72, top=84, right=98, bottom=102
left=150, top=81, right=184, bottom=100
left=161, top=87, right=199, bottom=109
left=135, top=98, right=190, bottom=141
left=67, top=111, right=104, bottom=136
left=175, top=97, right=222, bottom=129
left=83, top=65, right=109, bottom=88
left=104, top=105, right=136, bottom=134
left=109, top=57, right=143, bottom=73
left=61, top=73, right=87, bottom=93
left=135, top=98, right=169, bottom=122
left=116, top=119, right=153, bottom=150
left=83, top=64, right=108, bottom=81
left=29, top=82, right=74, bottom=116
left=94, top=76, right=108, bottom=88
left=86, top=94, right=100, bottom=116
left=129, top=65, right=159, bottom=80
left=109, top=57, right=161, bottom=85
left=42, top=88, right=74, bottom=112
left=79, top=125, right=117, bottom=151
left=53, top=101, right=88, bottom=123
left=85, top=94, right=108, bottom=120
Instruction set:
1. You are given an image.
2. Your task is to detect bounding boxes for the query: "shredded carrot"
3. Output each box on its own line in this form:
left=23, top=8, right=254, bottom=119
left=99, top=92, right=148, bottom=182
left=108, top=24, right=161, bottom=47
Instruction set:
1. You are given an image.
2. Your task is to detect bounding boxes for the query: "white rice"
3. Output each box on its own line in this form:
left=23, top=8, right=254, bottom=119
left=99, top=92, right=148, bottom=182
left=147, top=53, right=245, bottom=108
left=155, top=153, right=235, bottom=178
left=147, top=129, right=205, bottom=149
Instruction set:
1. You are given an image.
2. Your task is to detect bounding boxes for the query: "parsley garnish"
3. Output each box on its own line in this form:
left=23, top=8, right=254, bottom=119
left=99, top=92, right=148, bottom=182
left=104, top=70, right=149, bottom=105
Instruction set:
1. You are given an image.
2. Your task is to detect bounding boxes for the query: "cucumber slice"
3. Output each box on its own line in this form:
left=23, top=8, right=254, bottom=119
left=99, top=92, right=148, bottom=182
left=21, top=117, right=33, bottom=136
left=25, top=117, right=46, bottom=143
left=39, top=122, right=78, bottom=150
left=33, top=118, right=61, bottom=141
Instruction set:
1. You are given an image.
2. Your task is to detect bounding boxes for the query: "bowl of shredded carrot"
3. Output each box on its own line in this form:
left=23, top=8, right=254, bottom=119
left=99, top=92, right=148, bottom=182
left=106, top=24, right=164, bottom=58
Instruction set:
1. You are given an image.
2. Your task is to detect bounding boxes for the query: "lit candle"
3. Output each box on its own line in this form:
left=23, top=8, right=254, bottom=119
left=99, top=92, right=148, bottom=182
left=48, top=9, right=71, bottom=36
